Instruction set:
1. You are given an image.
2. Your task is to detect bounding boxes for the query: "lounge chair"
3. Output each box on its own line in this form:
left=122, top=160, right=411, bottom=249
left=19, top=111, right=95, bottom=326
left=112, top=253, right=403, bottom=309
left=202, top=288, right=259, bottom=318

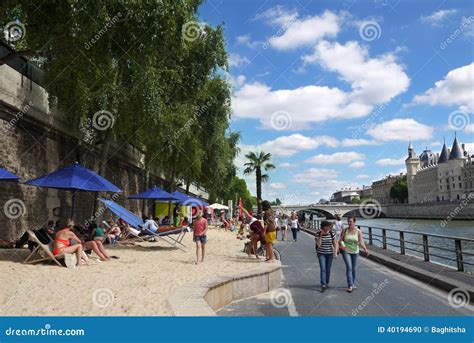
left=23, top=230, right=77, bottom=268
left=98, top=198, right=189, bottom=251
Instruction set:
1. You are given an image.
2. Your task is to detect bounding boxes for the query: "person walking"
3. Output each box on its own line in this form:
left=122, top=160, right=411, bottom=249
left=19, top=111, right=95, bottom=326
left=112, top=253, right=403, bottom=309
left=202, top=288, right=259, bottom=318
left=192, top=210, right=208, bottom=264
left=280, top=214, right=288, bottom=241
left=240, top=205, right=265, bottom=260
left=339, top=216, right=369, bottom=292
left=290, top=212, right=299, bottom=242
left=316, top=220, right=338, bottom=292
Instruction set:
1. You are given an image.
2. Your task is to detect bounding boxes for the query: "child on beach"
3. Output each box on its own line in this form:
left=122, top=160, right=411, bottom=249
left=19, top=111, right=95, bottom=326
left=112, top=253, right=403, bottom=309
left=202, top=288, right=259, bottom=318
left=192, top=210, right=208, bottom=264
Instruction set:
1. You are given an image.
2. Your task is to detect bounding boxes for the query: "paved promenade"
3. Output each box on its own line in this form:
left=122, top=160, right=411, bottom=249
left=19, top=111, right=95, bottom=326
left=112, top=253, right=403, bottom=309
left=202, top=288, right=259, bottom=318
left=218, top=231, right=473, bottom=316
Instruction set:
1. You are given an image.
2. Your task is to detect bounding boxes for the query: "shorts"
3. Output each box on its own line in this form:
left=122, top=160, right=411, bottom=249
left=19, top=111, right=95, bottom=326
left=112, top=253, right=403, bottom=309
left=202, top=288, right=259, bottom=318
left=193, top=235, right=207, bottom=243
left=265, top=231, right=276, bottom=244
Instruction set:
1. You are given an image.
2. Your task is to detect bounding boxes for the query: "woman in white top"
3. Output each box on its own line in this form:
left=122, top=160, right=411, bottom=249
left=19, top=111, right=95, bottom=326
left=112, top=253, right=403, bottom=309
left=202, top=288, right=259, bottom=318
left=290, top=212, right=299, bottom=242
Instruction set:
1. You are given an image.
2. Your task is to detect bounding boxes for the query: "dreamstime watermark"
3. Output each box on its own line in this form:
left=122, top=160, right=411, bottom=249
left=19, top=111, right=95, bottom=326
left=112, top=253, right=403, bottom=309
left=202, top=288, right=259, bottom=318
left=173, top=100, right=210, bottom=141
left=84, top=12, right=122, bottom=50
left=84, top=193, right=120, bottom=228
left=270, top=110, right=292, bottom=131
left=2, top=101, right=33, bottom=134
left=4, top=20, right=26, bottom=42
left=3, top=199, right=26, bottom=219
left=92, top=110, right=115, bottom=131
left=270, top=288, right=291, bottom=308
left=448, top=288, right=470, bottom=308
left=359, top=198, right=381, bottom=219
left=5, top=323, right=85, bottom=337
left=182, top=21, right=206, bottom=42
left=352, top=278, right=390, bottom=316
left=440, top=193, right=474, bottom=227
left=448, top=110, right=470, bottom=131
left=359, top=21, right=381, bottom=42
left=92, top=288, right=114, bottom=308
left=440, top=16, right=474, bottom=50
left=351, top=102, right=388, bottom=139
left=262, top=13, right=300, bottom=50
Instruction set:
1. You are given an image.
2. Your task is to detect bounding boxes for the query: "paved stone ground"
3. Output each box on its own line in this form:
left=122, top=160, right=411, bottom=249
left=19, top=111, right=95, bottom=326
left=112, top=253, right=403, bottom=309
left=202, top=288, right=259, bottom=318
left=218, top=231, right=473, bottom=316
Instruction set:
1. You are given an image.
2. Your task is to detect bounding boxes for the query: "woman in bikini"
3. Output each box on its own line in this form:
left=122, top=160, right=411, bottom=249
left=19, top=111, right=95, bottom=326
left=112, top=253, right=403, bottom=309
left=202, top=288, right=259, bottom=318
left=53, top=220, right=84, bottom=267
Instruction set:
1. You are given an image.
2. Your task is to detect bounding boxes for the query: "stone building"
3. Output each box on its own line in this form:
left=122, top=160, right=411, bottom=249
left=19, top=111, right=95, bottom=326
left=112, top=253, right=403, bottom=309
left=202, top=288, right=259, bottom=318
left=405, top=136, right=473, bottom=204
left=371, top=174, right=404, bottom=205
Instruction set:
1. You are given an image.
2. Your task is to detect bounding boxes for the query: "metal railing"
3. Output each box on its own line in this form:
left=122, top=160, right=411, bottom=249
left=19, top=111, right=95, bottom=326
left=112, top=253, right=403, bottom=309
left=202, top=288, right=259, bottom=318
left=307, top=220, right=474, bottom=272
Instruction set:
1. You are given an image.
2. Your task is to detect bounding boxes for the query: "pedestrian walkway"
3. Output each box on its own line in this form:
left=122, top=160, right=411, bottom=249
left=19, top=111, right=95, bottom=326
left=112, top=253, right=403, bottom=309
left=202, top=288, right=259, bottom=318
left=218, top=231, right=473, bottom=316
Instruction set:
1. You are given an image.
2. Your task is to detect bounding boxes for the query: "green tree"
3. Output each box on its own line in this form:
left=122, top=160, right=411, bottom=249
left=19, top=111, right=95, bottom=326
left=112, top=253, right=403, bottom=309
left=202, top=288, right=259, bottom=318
left=390, top=175, right=408, bottom=203
left=243, top=151, right=275, bottom=214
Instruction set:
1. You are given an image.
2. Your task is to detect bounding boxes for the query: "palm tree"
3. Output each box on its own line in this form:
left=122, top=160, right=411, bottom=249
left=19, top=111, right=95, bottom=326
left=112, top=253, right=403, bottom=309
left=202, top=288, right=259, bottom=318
left=243, top=151, right=276, bottom=214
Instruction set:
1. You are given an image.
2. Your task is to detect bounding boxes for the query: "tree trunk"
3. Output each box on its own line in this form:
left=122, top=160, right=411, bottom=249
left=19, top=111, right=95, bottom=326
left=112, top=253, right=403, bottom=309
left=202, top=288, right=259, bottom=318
left=256, top=167, right=262, bottom=214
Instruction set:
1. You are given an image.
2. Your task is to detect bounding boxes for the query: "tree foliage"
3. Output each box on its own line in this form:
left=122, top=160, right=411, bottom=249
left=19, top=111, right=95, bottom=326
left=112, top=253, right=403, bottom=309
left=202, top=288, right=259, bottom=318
left=390, top=175, right=408, bottom=203
left=243, top=151, right=275, bottom=213
left=1, top=0, right=240, bottom=199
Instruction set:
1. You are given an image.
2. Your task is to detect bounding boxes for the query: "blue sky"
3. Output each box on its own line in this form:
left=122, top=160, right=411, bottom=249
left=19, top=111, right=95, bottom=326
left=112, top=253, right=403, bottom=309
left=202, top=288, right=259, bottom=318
left=199, top=0, right=474, bottom=204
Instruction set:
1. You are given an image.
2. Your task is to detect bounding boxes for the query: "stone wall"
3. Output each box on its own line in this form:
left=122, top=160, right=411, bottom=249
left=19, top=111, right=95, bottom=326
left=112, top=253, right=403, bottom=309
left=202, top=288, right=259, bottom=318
left=0, top=64, right=167, bottom=240
left=382, top=200, right=474, bottom=220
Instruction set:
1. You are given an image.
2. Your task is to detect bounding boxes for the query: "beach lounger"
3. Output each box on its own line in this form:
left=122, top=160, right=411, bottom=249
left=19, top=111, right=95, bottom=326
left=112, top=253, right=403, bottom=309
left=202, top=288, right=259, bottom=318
left=98, top=198, right=189, bottom=251
left=23, top=230, right=77, bottom=268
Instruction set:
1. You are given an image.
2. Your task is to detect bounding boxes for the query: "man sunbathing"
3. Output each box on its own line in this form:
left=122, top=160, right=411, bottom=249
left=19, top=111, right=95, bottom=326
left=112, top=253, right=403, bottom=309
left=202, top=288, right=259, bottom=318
left=54, top=220, right=85, bottom=267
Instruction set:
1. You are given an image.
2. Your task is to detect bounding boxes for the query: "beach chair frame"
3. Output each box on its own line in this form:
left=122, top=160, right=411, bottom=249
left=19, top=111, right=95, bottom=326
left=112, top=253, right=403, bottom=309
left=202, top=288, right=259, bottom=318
left=23, top=230, right=76, bottom=268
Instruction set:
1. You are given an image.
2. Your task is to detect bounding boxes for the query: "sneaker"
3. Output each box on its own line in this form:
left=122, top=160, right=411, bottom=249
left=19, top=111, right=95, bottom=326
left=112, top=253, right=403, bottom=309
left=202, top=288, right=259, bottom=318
left=321, top=285, right=326, bottom=293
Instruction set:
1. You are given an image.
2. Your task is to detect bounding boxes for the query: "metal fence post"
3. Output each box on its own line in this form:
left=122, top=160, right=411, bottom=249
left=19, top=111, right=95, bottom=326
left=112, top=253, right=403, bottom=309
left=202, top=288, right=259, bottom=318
left=382, top=229, right=387, bottom=249
left=422, top=235, right=429, bottom=261
left=368, top=227, right=373, bottom=245
left=399, top=231, right=405, bottom=255
left=455, top=239, right=464, bottom=272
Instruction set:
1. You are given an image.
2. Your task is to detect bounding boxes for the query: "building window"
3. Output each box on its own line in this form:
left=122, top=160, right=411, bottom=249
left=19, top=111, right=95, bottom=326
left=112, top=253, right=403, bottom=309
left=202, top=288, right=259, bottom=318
left=459, top=183, right=462, bottom=188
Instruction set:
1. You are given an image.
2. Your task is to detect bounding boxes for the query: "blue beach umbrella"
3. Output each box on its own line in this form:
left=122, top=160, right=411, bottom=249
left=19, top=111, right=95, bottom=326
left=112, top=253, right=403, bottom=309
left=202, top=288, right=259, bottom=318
left=0, top=167, right=20, bottom=182
left=128, top=186, right=178, bottom=201
left=170, top=191, right=208, bottom=207
left=98, top=198, right=144, bottom=229
left=23, top=162, right=122, bottom=218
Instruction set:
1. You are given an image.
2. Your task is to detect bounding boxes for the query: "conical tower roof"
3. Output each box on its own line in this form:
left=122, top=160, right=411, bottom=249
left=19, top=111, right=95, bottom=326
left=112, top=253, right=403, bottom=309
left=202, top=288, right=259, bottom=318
left=438, top=141, right=449, bottom=163
left=449, top=135, right=463, bottom=160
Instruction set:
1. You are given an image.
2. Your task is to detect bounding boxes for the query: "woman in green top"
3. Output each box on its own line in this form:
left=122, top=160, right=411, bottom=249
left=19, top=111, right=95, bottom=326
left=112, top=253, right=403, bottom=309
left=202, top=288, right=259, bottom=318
left=339, top=216, right=369, bottom=293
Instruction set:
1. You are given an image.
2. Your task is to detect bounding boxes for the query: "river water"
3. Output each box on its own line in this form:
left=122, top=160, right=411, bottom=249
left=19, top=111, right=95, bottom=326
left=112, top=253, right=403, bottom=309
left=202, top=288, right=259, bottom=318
left=308, top=217, right=474, bottom=273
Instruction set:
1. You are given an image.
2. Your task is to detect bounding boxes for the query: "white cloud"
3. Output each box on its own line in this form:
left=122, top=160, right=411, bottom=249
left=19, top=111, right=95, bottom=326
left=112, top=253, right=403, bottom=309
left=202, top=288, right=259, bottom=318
left=228, top=74, right=247, bottom=88
left=356, top=174, right=369, bottom=179
left=420, top=9, right=458, bottom=27
left=349, top=161, right=365, bottom=169
left=239, top=134, right=341, bottom=158
left=255, top=5, right=299, bottom=27
left=229, top=53, right=250, bottom=68
left=233, top=40, right=409, bottom=129
left=341, top=138, right=378, bottom=147
left=236, top=34, right=261, bottom=49
left=367, top=119, right=433, bottom=142
left=464, top=143, right=474, bottom=153
left=279, top=162, right=293, bottom=168
left=375, top=157, right=406, bottom=166
left=293, top=168, right=340, bottom=183
left=304, top=40, right=410, bottom=106
left=306, top=151, right=365, bottom=164
left=465, top=124, right=474, bottom=133
left=269, top=182, right=287, bottom=190
left=269, top=10, right=343, bottom=50
left=413, top=63, right=474, bottom=113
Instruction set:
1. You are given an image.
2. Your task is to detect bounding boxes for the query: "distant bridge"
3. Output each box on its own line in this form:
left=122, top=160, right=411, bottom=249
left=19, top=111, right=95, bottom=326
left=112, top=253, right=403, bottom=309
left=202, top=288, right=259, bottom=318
left=273, top=203, right=384, bottom=219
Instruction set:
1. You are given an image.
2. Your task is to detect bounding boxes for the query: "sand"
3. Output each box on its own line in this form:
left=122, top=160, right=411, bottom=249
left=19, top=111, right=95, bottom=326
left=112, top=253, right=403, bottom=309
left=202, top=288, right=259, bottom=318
left=0, top=228, right=260, bottom=316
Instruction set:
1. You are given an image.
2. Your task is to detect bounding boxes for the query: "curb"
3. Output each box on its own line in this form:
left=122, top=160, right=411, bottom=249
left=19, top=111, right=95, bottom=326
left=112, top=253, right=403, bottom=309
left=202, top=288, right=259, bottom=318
left=167, top=260, right=282, bottom=316
left=366, top=249, right=474, bottom=302
left=302, top=228, right=473, bottom=302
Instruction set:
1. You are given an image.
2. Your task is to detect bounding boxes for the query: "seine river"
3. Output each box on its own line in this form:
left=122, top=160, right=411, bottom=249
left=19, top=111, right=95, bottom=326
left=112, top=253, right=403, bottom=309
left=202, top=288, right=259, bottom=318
left=308, top=217, right=474, bottom=272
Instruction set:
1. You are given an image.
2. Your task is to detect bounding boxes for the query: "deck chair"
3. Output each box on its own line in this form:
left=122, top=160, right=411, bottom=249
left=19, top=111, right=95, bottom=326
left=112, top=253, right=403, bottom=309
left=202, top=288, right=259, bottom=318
left=23, top=230, right=77, bottom=268
left=98, top=198, right=189, bottom=251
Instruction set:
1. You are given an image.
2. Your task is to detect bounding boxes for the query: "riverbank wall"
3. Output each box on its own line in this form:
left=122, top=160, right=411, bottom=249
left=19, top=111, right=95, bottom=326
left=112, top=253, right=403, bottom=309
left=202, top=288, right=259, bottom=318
left=381, top=200, right=474, bottom=221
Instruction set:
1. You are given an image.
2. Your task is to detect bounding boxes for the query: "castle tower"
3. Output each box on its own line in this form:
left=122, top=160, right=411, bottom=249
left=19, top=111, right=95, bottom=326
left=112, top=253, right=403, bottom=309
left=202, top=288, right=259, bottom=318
left=405, top=141, right=420, bottom=204
left=447, top=134, right=466, bottom=201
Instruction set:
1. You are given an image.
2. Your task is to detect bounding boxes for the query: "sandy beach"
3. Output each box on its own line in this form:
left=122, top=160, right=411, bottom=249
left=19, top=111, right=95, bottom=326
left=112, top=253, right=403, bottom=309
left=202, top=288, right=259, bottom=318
left=0, top=228, right=259, bottom=316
